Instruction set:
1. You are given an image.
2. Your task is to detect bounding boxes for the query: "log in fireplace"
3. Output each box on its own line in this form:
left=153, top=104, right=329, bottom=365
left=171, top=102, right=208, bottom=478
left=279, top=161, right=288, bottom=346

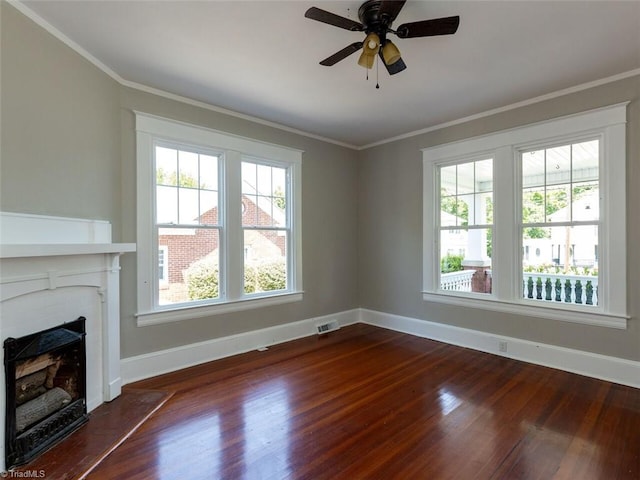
left=4, top=317, right=88, bottom=469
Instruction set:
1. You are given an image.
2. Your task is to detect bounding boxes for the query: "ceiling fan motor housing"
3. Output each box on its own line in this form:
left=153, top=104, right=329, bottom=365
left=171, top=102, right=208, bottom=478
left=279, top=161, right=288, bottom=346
left=358, top=0, right=392, bottom=40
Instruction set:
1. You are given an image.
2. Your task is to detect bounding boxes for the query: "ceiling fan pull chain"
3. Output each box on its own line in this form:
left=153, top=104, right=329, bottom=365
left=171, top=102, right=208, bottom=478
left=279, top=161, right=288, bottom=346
left=376, top=55, right=380, bottom=89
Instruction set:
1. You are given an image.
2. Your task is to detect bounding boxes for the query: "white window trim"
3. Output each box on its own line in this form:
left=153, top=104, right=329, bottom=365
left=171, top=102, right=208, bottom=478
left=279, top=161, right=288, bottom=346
left=422, top=103, right=628, bottom=329
left=135, top=112, right=303, bottom=326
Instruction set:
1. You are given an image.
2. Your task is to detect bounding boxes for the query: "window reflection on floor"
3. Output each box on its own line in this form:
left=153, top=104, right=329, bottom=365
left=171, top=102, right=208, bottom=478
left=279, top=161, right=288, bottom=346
left=242, top=379, right=292, bottom=479
left=438, top=388, right=462, bottom=416
left=157, top=413, right=222, bottom=478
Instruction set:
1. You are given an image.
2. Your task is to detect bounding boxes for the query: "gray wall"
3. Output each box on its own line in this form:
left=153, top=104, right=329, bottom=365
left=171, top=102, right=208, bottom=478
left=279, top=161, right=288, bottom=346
left=1, top=3, right=122, bottom=237
left=1, top=4, right=359, bottom=358
left=358, top=75, right=640, bottom=361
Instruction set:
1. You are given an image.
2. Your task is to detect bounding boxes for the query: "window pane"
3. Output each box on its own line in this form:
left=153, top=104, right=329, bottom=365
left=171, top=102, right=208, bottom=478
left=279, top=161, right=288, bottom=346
left=458, top=194, right=473, bottom=225
left=476, top=159, right=493, bottom=192
left=573, top=140, right=599, bottom=183
left=545, top=184, right=570, bottom=222
left=242, top=162, right=257, bottom=194
left=545, top=145, right=571, bottom=187
left=522, top=225, right=598, bottom=306
left=475, top=193, right=493, bottom=225
left=256, top=196, right=275, bottom=227
left=456, top=162, right=475, bottom=194
left=178, top=188, right=199, bottom=225
left=200, top=190, right=219, bottom=224
left=522, top=149, right=545, bottom=188
left=439, top=228, right=492, bottom=294
left=242, top=195, right=259, bottom=226
left=156, top=147, right=177, bottom=186
left=572, top=183, right=599, bottom=221
left=522, top=187, right=545, bottom=224
left=257, top=164, right=273, bottom=196
left=244, top=230, right=287, bottom=294
left=440, top=165, right=457, bottom=195
left=158, top=227, right=220, bottom=305
left=200, top=154, right=218, bottom=191
left=156, top=186, right=178, bottom=224
left=242, top=162, right=288, bottom=228
left=440, top=196, right=458, bottom=227
left=178, top=150, right=199, bottom=187
left=273, top=168, right=286, bottom=196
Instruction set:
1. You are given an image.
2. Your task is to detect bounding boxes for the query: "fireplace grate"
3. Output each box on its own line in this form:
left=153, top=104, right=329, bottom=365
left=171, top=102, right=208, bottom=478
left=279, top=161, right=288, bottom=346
left=14, top=399, right=86, bottom=465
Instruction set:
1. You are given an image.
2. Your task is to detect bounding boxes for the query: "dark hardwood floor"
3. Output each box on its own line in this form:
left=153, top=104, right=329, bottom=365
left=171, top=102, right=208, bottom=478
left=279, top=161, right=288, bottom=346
left=31, top=324, right=640, bottom=479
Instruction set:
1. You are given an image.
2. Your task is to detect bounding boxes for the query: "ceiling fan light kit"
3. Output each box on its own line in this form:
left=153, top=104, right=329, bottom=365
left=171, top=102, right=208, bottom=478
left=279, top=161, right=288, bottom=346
left=358, top=32, right=381, bottom=69
left=358, top=51, right=376, bottom=69
left=381, top=40, right=401, bottom=66
left=305, top=0, right=459, bottom=77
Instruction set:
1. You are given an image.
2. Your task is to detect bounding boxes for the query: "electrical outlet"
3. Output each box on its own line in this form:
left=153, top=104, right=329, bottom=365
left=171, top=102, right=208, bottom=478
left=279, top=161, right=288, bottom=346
left=498, top=341, right=508, bottom=353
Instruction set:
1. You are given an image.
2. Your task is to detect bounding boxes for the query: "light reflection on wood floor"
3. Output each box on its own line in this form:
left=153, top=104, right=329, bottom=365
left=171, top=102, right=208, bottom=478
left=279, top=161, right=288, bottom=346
left=85, top=324, right=639, bottom=479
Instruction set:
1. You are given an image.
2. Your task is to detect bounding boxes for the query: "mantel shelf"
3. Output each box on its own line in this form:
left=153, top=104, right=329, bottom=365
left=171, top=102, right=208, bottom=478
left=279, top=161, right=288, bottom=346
left=0, top=243, right=136, bottom=259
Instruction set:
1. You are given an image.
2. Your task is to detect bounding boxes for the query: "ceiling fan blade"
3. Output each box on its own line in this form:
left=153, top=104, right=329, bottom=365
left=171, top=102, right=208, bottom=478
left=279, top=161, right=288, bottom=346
left=320, top=42, right=364, bottom=66
left=305, top=7, right=364, bottom=31
left=396, top=16, right=460, bottom=39
left=379, top=50, right=407, bottom=75
left=378, top=0, right=407, bottom=23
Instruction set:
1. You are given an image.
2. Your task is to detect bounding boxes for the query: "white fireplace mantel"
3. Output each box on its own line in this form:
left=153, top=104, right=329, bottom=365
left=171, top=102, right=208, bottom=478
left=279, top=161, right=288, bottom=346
left=0, top=243, right=135, bottom=259
left=0, top=212, right=135, bottom=472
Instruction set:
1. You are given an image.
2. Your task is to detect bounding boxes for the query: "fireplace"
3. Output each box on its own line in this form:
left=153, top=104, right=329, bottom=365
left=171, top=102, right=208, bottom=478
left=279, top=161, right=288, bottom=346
left=4, top=318, right=89, bottom=469
left=0, top=212, right=135, bottom=472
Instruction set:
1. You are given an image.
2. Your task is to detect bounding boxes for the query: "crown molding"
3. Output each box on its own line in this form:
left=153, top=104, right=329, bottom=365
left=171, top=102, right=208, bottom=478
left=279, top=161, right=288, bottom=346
left=358, top=68, right=640, bottom=150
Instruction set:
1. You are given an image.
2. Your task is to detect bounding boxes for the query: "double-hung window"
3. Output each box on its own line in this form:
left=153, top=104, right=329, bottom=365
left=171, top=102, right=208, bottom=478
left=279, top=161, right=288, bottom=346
left=520, top=139, right=600, bottom=305
left=423, top=104, right=628, bottom=328
left=136, top=113, right=303, bottom=326
left=439, top=158, right=493, bottom=294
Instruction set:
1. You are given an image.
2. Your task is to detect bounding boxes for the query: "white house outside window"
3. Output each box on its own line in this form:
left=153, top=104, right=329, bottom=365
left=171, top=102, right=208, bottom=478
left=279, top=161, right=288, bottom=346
left=136, top=113, right=303, bottom=326
left=423, top=104, right=628, bottom=329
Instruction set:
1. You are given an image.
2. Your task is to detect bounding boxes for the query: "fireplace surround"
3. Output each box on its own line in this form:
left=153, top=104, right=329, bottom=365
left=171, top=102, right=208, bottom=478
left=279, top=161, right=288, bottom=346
left=0, top=212, right=135, bottom=472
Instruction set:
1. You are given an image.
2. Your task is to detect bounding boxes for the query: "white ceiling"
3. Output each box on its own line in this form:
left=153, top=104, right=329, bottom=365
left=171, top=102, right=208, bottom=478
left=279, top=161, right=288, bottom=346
left=18, top=1, right=640, bottom=148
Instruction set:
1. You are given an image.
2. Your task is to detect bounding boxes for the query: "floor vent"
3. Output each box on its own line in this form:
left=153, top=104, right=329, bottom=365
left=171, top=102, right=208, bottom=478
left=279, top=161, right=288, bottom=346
left=316, top=320, right=340, bottom=335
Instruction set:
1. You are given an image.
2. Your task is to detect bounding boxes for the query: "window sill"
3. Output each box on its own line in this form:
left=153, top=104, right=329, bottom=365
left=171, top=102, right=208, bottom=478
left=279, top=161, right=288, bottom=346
left=136, top=291, right=304, bottom=327
left=422, top=291, right=628, bottom=329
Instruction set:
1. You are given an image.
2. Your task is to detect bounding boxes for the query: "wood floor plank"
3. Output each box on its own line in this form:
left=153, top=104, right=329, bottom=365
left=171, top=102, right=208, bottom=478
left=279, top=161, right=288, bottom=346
left=18, top=323, right=638, bottom=479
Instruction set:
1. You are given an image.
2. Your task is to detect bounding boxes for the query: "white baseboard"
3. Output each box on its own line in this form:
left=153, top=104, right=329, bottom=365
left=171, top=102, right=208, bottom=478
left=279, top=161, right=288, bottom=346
left=361, top=309, right=640, bottom=389
left=121, top=309, right=360, bottom=384
left=121, top=307, right=639, bottom=389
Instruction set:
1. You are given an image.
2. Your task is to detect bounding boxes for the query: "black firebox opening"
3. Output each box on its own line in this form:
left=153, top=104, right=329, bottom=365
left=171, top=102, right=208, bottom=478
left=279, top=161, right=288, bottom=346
left=4, top=317, right=88, bottom=470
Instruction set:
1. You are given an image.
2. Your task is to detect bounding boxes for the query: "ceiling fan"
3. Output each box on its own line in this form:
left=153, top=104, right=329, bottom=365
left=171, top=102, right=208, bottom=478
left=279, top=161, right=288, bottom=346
left=305, top=0, right=459, bottom=75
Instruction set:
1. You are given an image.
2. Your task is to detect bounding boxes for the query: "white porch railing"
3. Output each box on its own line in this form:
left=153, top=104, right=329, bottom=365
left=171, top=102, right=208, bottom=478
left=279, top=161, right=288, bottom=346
left=523, top=272, right=598, bottom=306
left=440, top=270, right=475, bottom=291
left=440, top=270, right=598, bottom=306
